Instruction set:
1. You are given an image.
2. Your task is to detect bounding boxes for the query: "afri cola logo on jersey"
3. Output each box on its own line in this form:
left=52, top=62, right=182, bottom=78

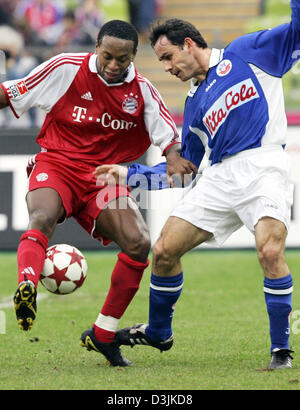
left=203, top=78, right=259, bottom=138
left=72, top=106, right=137, bottom=130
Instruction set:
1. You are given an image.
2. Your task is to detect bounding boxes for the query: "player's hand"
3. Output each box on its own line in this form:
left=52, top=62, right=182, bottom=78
left=93, top=164, right=128, bottom=186
left=166, top=151, right=198, bottom=188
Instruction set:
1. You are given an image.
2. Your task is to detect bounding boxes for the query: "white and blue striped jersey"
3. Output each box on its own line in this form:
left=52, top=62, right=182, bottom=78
left=127, top=0, right=300, bottom=188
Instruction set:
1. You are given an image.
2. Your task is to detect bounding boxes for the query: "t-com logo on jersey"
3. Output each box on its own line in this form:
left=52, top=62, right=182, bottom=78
left=203, top=79, right=259, bottom=138
left=72, top=106, right=137, bottom=130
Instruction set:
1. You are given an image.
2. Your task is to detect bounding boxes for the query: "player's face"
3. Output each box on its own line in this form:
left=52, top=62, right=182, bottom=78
left=96, top=35, right=136, bottom=83
left=154, top=35, right=205, bottom=82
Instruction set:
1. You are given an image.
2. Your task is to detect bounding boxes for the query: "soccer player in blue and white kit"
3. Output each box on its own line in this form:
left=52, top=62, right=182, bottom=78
left=96, top=1, right=300, bottom=369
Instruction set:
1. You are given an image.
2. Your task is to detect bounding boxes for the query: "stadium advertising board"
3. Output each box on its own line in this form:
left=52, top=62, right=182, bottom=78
left=0, top=127, right=300, bottom=250
left=0, top=129, right=112, bottom=250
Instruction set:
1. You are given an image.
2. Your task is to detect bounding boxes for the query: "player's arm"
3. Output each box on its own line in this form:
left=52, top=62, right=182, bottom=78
left=139, top=78, right=198, bottom=185
left=1, top=53, right=84, bottom=118
left=94, top=164, right=128, bottom=186
left=0, top=86, right=9, bottom=109
left=228, top=0, right=300, bottom=76
left=291, top=0, right=300, bottom=29
left=94, top=162, right=171, bottom=190
left=93, top=157, right=198, bottom=190
left=164, top=144, right=198, bottom=187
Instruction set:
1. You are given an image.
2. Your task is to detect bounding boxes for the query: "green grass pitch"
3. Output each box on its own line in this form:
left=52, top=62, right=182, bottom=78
left=1, top=250, right=300, bottom=390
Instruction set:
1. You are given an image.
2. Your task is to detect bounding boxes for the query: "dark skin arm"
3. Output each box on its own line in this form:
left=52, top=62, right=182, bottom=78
left=0, top=86, right=9, bottom=109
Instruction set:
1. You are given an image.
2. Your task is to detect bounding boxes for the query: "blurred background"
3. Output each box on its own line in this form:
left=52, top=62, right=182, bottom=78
left=0, top=0, right=298, bottom=126
left=1, top=0, right=300, bottom=250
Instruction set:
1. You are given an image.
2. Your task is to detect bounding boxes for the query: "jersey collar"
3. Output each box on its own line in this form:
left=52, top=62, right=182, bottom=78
left=188, top=48, right=224, bottom=97
left=209, top=48, right=224, bottom=69
left=89, top=53, right=136, bottom=86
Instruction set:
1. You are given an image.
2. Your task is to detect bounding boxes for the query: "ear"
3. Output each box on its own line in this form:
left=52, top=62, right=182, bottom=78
left=183, top=37, right=194, bottom=51
left=95, top=40, right=101, bottom=51
left=132, top=51, right=137, bottom=62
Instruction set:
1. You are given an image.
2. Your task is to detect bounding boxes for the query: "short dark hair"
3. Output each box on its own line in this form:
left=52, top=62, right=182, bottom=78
left=97, top=20, right=138, bottom=54
left=149, top=18, right=207, bottom=49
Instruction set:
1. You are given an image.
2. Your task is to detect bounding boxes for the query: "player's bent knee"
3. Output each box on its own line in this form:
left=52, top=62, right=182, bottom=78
left=153, top=240, right=178, bottom=271
left=28, top=210, right=58, bottom=237
left=123, top=231, right=151, bottom=262
left=257, top=243, right=281, bottom=264
left=257, top=242, right=286, bottom=276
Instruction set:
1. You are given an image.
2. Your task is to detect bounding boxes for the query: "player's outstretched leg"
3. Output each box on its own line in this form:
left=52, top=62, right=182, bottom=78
left=13, top=279, right=37, bottom=331
left=80, top=327, right=132, bottom=367
left=268, top=348, right=294, bottom=370
left=115, top=323, right=174, bottom=352
left=256, top=218, right=294, bottom=369
left=264, top=275, right=294, bottom=370
left=120, top=218, right=209, bottom=355
left=13, top=229, right=49, bottom=330
left=117, top=271, right=183, bottom=352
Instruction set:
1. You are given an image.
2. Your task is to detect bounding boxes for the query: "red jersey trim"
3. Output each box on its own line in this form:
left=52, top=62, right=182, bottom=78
left=26, top=54, right=86, bottom=90
left=28, top=60, right=83, bottom=90
left=0, top=83, right=19, bottom=118
left=163, top=141, right=181, bottom=156
left=137, top=74, right=178, bottom=137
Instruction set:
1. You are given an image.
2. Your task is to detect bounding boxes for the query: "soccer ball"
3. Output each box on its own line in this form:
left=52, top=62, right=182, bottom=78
left=40, top=244, right=88, bottom=295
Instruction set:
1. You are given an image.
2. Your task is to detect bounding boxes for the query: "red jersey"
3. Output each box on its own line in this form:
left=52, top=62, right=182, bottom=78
left=1, top=53, right=179, bottom=165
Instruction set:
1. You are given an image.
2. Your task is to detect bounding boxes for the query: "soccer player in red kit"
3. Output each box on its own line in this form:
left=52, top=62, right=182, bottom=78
left=0, top=20, right=196, bottom=366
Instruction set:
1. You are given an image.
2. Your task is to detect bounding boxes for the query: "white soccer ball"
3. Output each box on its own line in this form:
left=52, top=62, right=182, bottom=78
left=40, top=244, right=88, bottom=295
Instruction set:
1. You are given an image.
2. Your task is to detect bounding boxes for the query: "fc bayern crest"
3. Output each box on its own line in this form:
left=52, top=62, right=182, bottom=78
left=122, top=94, right=139, bottom=114
left=36, top=172, right=48, bottom=182
left=216, top=60, right=232, bottom=77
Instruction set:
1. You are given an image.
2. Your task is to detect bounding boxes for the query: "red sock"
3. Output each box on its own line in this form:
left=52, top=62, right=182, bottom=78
left=17, top=229, right=49, bottom=287
left=93, top=252, right=149, bottom=343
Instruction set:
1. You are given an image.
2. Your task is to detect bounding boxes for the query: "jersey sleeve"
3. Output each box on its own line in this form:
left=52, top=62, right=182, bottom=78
left=127, top=161, right=169, bottom=190
left=227, top=0, right=300, bottom=77
left=0, top=53, right=86, bottom=118
left=138, top=76, right=181, bottom=154
left=127, top=159, right=198, bottom=191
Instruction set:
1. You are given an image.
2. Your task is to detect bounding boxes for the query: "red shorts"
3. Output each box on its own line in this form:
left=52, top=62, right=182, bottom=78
left=27, top=151, right=131, bottom=245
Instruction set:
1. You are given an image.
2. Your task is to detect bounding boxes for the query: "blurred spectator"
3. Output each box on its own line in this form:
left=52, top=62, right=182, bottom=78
left=0, top=0, right=18, bottom=25
left=0, top=25, right=39, bottom=127
left=127, top=0, right=140, bottom=31
left=42, top=9, right=81, bottom=47
left=127, top=0, right=164, bottom=41
left=57, top=10, right=82, bottom=46
left=0, top=5, right=12, bottom=25
left=14, top=0, right=64, bottom=45
left=43, top=6, right=104, bottom=50
left=75, top=0, right=104, bottom=45
left=259, top=0, right=267, bottom=15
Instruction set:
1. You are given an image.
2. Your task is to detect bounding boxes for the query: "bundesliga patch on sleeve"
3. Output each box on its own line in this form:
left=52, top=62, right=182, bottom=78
left=8, top=80, right=29, bottom=99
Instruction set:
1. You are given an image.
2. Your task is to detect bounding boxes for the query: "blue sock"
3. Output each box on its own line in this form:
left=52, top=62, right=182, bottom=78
left=146, top=272, right=183, bottom=342
left=264, top=274, right=293, bottom=353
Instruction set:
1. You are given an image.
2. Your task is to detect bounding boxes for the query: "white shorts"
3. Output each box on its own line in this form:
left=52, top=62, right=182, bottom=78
left=171, top=146, right=294, bottom=246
